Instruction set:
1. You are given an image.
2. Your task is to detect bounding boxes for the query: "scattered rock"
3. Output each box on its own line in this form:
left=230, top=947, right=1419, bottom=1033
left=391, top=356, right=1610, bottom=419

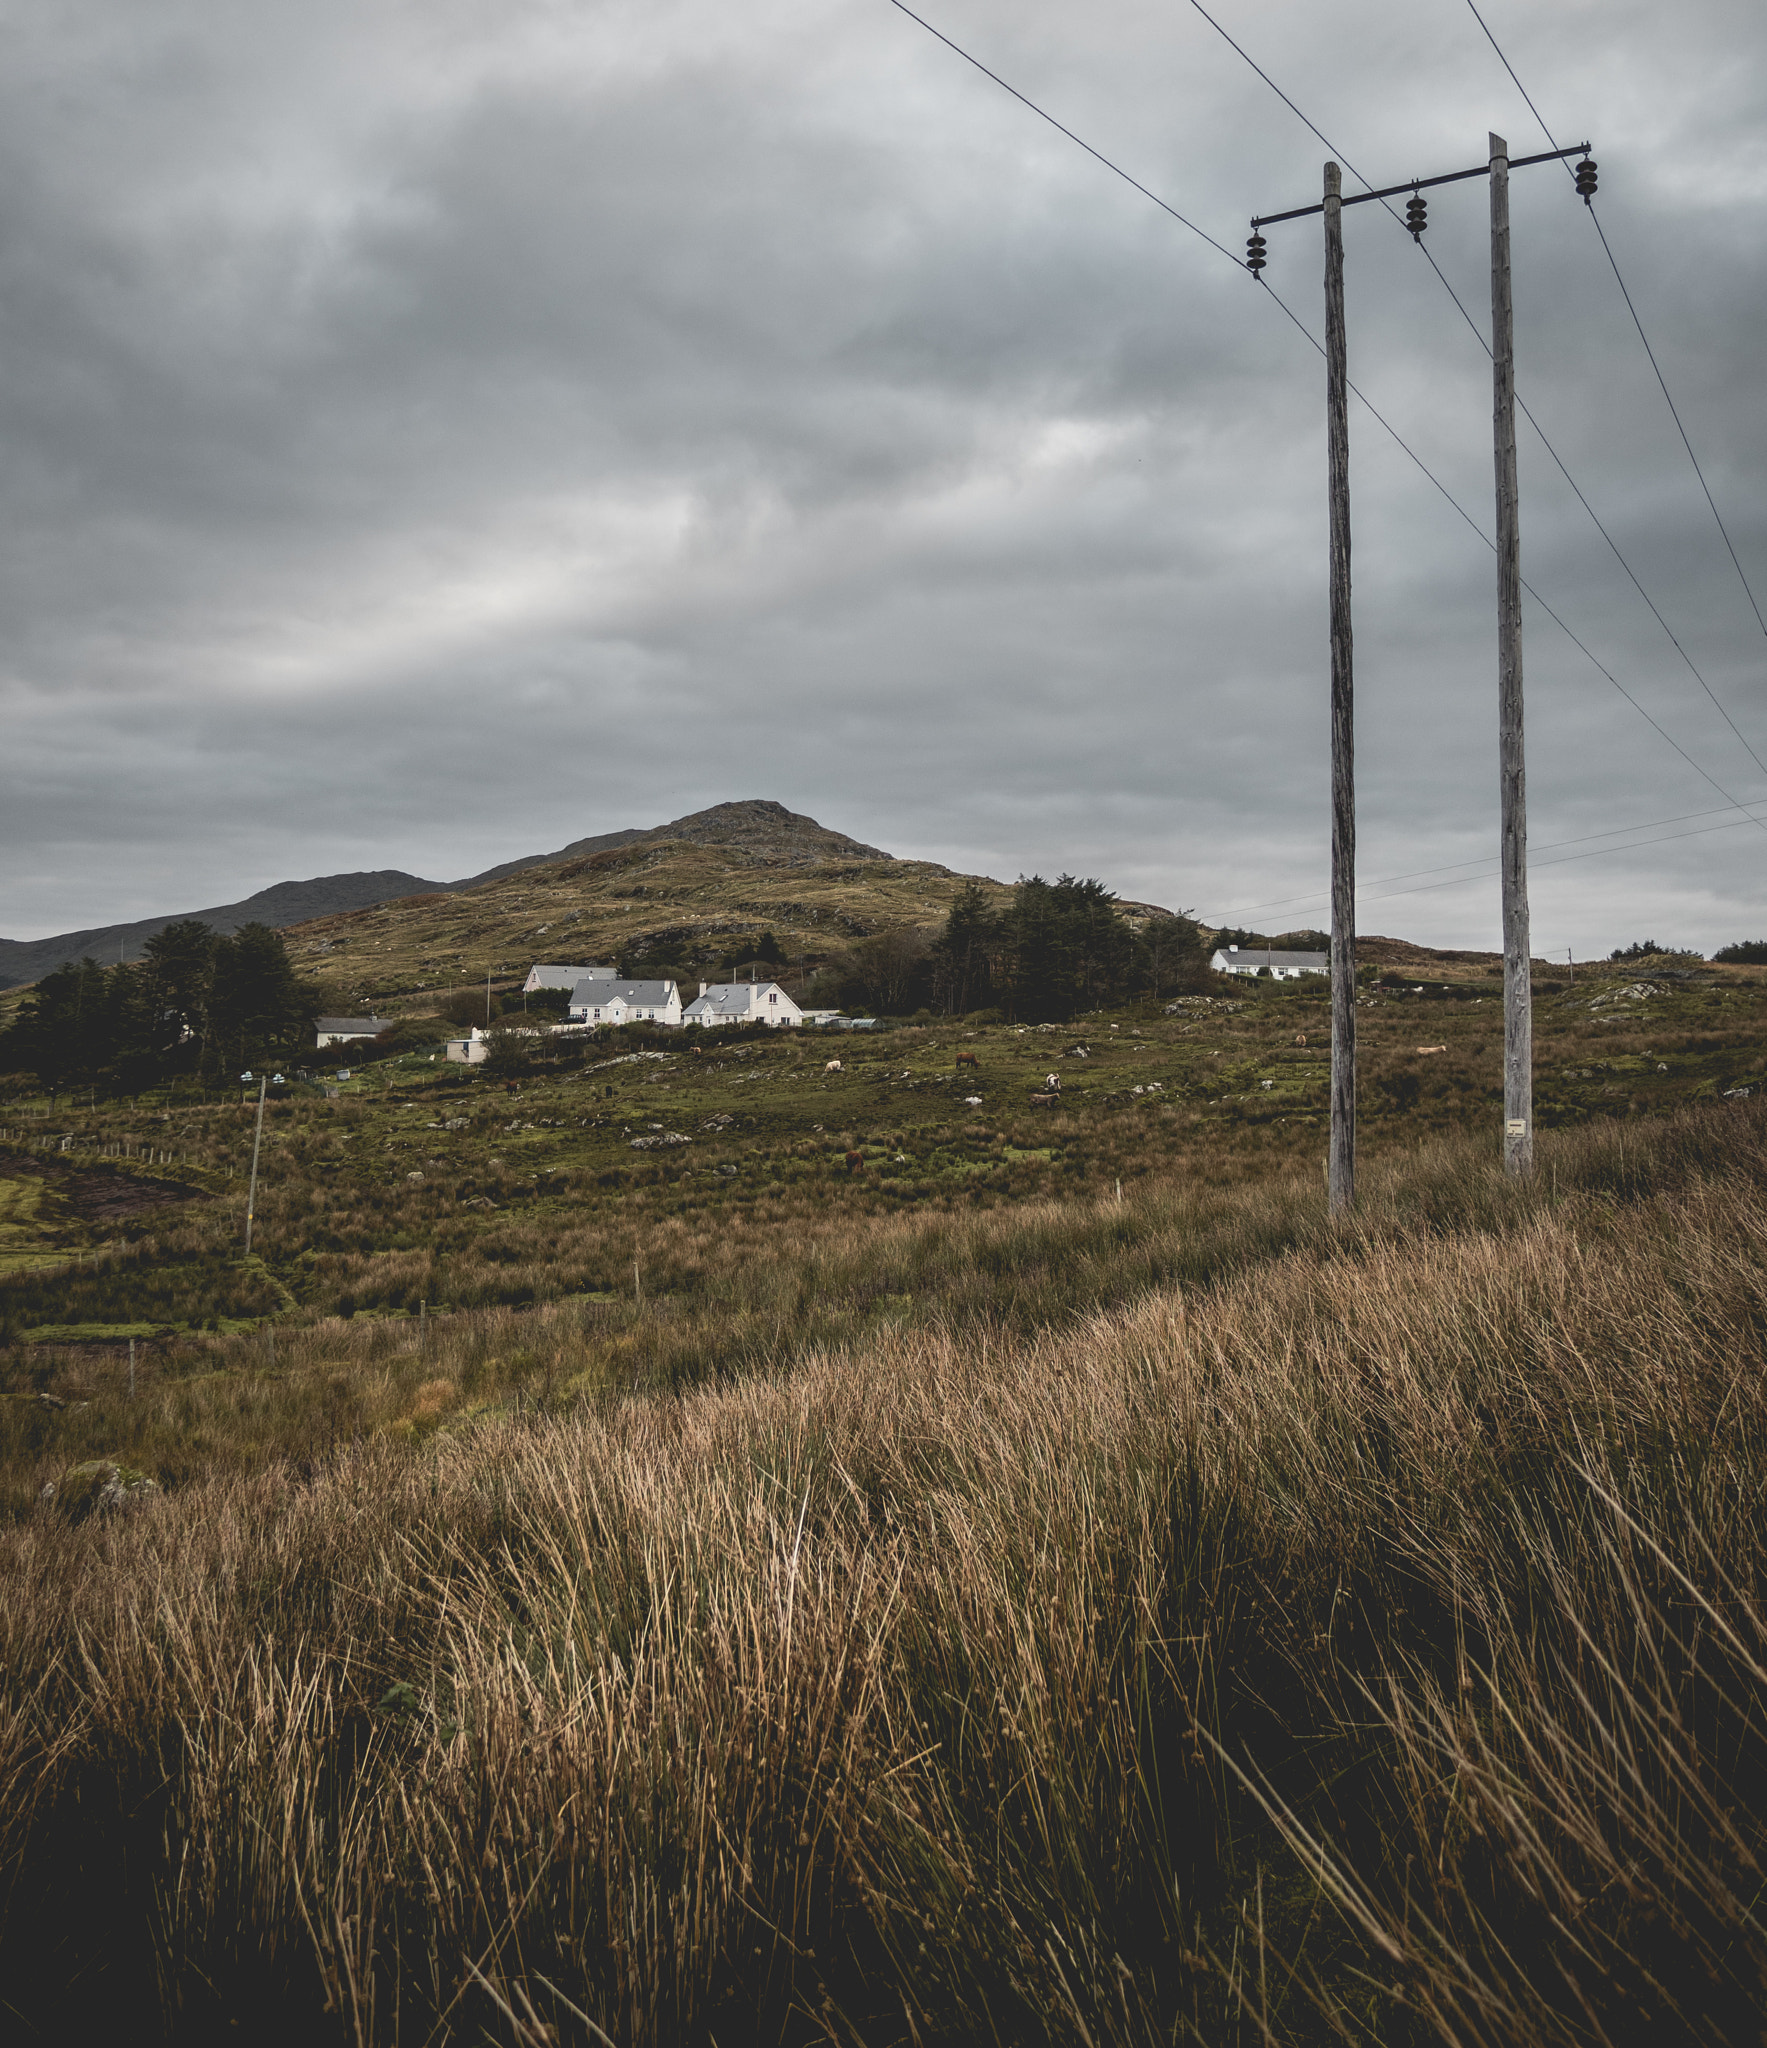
left=630, top=1132, right=691, bottom=1150
left=50, top=1460, right=160, bottom=1521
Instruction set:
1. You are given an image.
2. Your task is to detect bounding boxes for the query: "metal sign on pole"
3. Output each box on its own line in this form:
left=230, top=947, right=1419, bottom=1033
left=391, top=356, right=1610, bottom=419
left=1248, top=137, right=1594, bottom=1189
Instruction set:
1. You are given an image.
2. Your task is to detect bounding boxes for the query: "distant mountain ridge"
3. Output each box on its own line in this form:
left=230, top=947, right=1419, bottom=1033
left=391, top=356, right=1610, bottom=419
left=0, top=801, right=894, bottom=988
left=0, top=871, right=447, bottom=992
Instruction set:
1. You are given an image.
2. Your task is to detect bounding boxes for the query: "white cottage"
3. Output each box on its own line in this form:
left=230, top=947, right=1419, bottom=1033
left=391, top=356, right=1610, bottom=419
left=567, top=978, right=682, bottom=1027
left=1209, top=946, right=1330, bottom=981
left=682, top=980, right=804, bottom=1029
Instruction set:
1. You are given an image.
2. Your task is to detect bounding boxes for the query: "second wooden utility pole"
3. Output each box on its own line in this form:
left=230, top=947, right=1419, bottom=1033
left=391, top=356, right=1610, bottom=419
left=1324, top=162, right=1356, bottom=1215
left=1490, top=133, right=1532, bottom=1175
left=244, top=1074, right=268, bottom=1256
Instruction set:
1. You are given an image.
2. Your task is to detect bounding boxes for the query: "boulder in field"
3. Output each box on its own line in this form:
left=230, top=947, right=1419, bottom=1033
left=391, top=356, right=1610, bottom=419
left=48, top=1460, right=160, bottom=1521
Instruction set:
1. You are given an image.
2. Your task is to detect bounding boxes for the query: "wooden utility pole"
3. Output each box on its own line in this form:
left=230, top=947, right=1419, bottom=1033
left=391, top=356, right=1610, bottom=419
left=1490, top=133, right=1532, bottom=1175
left=1324, top=161, right=1356, bottom=1215
left=244, top=1074, right=268, bottom=1255
left=1249, top=135, right=1590, bottom=1186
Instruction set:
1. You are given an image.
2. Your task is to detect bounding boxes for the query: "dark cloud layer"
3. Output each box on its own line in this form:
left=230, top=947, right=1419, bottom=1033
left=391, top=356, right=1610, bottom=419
left=2, top=0, right=1763, bottom=954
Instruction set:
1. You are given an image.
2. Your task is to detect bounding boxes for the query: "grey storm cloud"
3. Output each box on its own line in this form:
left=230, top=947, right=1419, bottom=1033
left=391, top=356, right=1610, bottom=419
left=1, top=0, right=1763, bottom=955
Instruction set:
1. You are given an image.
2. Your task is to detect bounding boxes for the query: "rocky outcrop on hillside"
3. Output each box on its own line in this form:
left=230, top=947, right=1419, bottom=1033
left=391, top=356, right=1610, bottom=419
left=462, top=800, right=891, bottom=884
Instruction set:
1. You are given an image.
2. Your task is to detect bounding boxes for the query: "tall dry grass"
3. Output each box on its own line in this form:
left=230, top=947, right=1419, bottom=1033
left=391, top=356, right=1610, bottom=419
left=6, top=1106, right=1767, bottom=2041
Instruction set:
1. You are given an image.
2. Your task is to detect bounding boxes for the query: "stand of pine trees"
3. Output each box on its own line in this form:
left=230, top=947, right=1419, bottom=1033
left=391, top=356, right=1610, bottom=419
left=0, top=920, right=323, bottom=1097
left=808, top=878, right=1206, bottom=1021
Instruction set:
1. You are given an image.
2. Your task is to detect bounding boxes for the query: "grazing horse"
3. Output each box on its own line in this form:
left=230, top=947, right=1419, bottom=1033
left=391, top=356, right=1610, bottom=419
left=825, top=1059, right=842, bottom=1073
left=844, top=1150, right=864, bottom=1173
left=1044, top=1073, right=1061, bottom=1091
left=1416, top=1044, right=1448, bottom=1055
left=1294, top=1033, right=1307, bottom=1047
left=955, top=1050, right=980, bottom=1069
left=1030, top=1091, right=1058, bottom=1105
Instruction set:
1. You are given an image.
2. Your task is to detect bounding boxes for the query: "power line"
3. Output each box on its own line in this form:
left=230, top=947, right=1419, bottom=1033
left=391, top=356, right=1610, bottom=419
left=881, top=0, right=1243, bottom=267
left=1255, top=272, right=1767, bottom=835
left=880, top=0, right=1767, bottom=833
left=1462, top=0, right=1767, bottom=641
left=1183, top=0, right=1767, bottom=784
left=1206, top=805, right=1767, bottom=928
left=1218, top=796, right=1767, bottom=921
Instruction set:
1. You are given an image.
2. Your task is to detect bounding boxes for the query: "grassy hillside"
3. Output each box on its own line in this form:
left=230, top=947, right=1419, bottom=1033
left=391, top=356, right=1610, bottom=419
left=7, top=1100, right=1767, bottom=2041
left=281, top=836, right=1007, bottom=1015
left=3, top=955, right=1765, bottom=1362
left=9, top=923, right=1767, bottom=2040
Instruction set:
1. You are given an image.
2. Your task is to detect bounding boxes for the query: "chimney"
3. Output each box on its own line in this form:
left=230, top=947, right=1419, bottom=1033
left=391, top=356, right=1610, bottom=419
left=699, top=981, right=707, bottom=997
left=1228, top=944, right=1238, bottom=953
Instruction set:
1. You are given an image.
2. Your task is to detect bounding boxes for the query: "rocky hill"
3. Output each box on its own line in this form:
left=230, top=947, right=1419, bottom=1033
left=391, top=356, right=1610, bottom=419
left=457, top=800, right=892, bottom=886
left=287, top=819, right=968, bottom=1018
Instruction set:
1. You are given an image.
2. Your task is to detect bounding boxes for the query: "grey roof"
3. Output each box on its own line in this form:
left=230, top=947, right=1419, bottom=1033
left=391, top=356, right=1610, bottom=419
left=316, top=1015, right=391, bottom=1034
left=529, top=962, right=615, bottom=988
left=570, top=978, right=677, bottom=1007
left=1213, top=949, right=1329, bottom=970
left=684, top=981, right=790, bottom=1010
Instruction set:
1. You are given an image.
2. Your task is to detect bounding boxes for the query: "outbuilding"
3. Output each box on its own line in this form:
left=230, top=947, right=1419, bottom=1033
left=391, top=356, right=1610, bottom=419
left=525, top=963, right=616, bottom=993
left=316, top=1015, right=391, bottom=1047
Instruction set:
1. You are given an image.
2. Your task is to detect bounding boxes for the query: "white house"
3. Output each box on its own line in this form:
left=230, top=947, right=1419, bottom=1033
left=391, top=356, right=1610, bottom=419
left=525, top=962, right=616, bottom=994
left=682, top=980, right=804, bottom=1029
left=1210, top=946, right=1330, bottom=981
left=444, top=1029, right=490, bottom=1064
left=567, top=977, right=682, bottom=1027
left=316, top=1015, right=392, bottom=1047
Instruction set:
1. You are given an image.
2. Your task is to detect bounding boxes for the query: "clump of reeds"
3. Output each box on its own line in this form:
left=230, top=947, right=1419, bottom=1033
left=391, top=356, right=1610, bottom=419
left=6, top=1104, right=1767, bottom=2041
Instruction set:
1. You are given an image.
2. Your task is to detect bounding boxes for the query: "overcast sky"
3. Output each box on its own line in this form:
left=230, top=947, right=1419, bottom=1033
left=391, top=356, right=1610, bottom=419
left=2, top=0, right=1763, bottom=954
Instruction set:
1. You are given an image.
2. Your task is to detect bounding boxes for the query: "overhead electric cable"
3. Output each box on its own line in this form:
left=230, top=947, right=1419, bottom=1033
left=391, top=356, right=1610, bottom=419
left=1185, top=0, right=1767, bottom=782
left=1219, top=796, right=1767, bottom=920
left=1462, top=0, right=1767, bottom=641
left=880, top=0, right=1767, bottom=832
left=1255, top=276, right=1767, bottom=834
left=1206, top=805, right=1767, bottom=927
left=882, top=0, right=1241, bottom=265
